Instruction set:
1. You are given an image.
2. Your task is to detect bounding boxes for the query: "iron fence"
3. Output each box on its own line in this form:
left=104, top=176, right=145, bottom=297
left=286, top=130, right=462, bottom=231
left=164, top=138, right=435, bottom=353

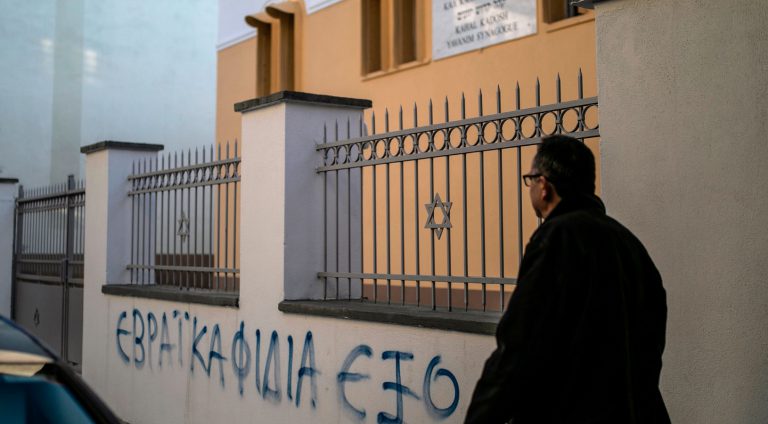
left=127, top=143, right=240, bottom=292
left=316, top=72, right=599, bottom=312
left=14, top=176, right=86, bottom=287
left=13, top=175, right=85, bottom=363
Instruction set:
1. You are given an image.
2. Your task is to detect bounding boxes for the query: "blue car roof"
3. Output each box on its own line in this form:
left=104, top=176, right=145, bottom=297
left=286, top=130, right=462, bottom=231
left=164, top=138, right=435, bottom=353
left=0, top=316, right=56, bottom=359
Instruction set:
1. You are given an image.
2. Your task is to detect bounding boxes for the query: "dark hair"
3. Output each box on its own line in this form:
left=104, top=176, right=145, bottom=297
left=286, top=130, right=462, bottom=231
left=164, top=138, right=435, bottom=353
left=532, top=135, right=595, bottom=198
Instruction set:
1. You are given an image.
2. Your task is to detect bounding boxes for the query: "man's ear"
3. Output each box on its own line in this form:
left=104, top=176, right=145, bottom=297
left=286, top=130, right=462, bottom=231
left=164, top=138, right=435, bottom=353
left=542, top=180, right=556, bottom=201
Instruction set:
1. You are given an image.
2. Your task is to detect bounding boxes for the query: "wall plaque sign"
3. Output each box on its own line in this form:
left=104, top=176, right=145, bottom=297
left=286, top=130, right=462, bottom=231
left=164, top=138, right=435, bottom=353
left=432, top=0, right=537, bottom=60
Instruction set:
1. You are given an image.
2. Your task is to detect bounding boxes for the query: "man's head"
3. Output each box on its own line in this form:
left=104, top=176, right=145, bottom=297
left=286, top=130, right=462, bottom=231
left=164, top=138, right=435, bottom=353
left=526, top=135, right=596, bottom=219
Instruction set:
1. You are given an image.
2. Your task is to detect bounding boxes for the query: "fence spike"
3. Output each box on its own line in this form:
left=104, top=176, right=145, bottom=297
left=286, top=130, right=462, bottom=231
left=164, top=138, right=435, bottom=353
left=556, top=73, right=562, bottom=103
left=225, top=142, right=229, bottom=160
left=461, top=93, right=466, bottom=120
left=234, top=139, right=238, bottom=157
left=496, top=84, right=501, bottom=114
left=372, top=111, right=376, bottom=134
left=399, top=105, right=403, bottom=130
left=413, top=102, right=418, bottom=128
left=516, top=81, right=521, bottom=110
left=334, top=119, right=339, bottom=142
left=536, top=77, right=541, bottom=107
left=385, top=108, right=389, bottom=133
left=323, top=122, right=327, bottom=143
left=347, top=116, right=351, bottom=139
left=428, top=98, right=434, bottom=125
left=478, top=88, right=484, bottom=117
left=217, top=143, right=221, bottom=162
left=359, top=116, right=364, bottom=137
left=578, top=68, right=584, bottom=99
left=444, top=96, right=449, bottom=123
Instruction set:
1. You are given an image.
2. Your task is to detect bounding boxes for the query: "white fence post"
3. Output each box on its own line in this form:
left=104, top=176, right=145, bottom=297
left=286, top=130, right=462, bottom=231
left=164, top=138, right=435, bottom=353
left=237, top=92, right=370, bottom=306
left=80, top=141, right=163, bottom=385
left=0, top=178, right=19, bottom=317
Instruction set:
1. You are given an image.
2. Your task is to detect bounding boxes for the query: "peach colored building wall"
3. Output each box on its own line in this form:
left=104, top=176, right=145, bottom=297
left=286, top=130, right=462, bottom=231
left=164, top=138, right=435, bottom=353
left=214, top=1, right=599, bottom=308
left=216, top=0, right=597, bottom=145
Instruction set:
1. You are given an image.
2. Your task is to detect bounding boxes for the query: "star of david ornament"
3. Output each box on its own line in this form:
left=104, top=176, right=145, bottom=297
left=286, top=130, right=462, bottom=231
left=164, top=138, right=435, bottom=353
left=177, top=211, right=190, bottom=243
left=425, top=193, right=452, bottom=239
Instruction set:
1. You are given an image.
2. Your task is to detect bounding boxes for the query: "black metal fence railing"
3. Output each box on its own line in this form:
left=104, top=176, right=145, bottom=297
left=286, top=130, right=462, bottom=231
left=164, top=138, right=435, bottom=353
left=127, top=143, right=240, bottom=292
left=316, top=71, right=599, bottom=313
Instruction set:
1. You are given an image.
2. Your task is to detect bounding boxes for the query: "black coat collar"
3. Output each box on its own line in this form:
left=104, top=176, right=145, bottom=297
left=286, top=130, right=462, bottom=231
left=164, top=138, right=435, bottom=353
left=546, top=193, right=606, bottom=221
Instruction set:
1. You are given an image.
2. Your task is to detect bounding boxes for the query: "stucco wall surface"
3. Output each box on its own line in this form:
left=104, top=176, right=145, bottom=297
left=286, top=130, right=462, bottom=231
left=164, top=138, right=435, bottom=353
left=0, top=183, right=16, bottom=316
left=595, top=1, right=768, bottom=423
left=85, top=296, right=492, bottom=424
left=82, top=101, right=497, bottom=424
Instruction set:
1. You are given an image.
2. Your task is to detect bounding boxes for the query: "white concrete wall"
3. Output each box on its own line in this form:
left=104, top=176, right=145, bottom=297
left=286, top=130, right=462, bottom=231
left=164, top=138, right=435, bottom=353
left=0, top=181, right=18, bottom=317
left=595, top=1, right=768, bottom=423
left=81, top=101, right=495, bottom=424
left=84, top=293, right=491, bottom=423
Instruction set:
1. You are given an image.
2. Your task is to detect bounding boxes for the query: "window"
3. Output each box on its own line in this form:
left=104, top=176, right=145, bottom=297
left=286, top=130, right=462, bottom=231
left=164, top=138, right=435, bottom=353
left=250, top=18, right=272, bottom=96
left=361, top=0, right=383, bottom=73
left=543, top=0, right=584, bottom=24
left=361, top=0, right=422, bottom=76
left=393, top=0, right=417, bottom=65
left=246, top=2, right=300, bottom=96
left=267, top=6, right=295, bottom=91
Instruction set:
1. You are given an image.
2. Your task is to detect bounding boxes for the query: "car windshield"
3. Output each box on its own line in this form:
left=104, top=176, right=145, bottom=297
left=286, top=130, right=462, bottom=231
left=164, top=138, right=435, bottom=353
left=0, top=371, right=96, bottom=424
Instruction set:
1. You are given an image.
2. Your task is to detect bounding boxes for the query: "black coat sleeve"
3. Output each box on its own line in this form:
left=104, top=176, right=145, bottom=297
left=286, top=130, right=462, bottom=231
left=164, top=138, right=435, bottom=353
left=464, top=232, right=563, bottom=424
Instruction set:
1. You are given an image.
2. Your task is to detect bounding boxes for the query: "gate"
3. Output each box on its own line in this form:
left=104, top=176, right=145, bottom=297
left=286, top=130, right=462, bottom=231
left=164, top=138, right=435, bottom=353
left=12, top=175, right=85, bottom=367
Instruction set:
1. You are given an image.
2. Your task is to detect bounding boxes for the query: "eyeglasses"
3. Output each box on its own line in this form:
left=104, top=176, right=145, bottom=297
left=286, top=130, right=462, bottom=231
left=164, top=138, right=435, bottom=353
left=522, top=173, right=544, bottom=187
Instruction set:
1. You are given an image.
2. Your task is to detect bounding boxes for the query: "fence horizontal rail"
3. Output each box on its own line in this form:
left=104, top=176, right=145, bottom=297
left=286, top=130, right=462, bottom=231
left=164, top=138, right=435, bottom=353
left=127, top=264, right=239, bottom=273
left=316, top=96, right=598, bottom=151
left=16, top=188, right=86, bottom=205
left=318, top=272, right=517, bottom=286
left=317, top=128, right=599, bottom=172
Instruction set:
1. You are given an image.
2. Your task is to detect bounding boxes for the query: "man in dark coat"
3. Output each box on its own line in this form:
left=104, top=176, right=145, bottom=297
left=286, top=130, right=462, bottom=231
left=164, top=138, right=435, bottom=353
left=465, top=135, right=670, bottom=424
